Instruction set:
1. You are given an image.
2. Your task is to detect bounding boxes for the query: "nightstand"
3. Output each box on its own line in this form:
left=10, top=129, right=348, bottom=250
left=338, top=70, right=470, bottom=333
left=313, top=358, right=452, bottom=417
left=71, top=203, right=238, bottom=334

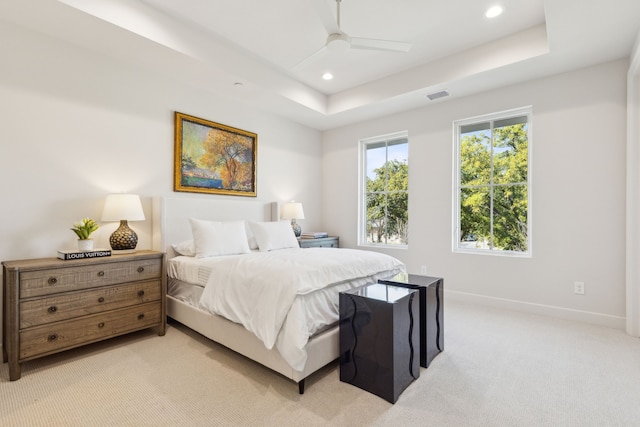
left=2, top=250, right=166, bottom=380
left=339, top=283, right=420, bottom=403
left=298, top=236, right=339, bottom=248
left=379, top=274, right=444, bottom=368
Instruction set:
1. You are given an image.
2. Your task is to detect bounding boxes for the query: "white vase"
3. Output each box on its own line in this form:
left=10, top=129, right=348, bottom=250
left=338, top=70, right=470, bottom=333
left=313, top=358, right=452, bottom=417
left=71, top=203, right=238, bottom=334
left=77, top=239, right=94, bottom=252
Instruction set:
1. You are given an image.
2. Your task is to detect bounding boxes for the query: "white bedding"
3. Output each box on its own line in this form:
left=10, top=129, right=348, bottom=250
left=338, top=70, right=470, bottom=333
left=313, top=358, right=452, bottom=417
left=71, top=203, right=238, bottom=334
left=167, top=255, right=219, bottom=287
left=168, top=248, right=404, bottom=370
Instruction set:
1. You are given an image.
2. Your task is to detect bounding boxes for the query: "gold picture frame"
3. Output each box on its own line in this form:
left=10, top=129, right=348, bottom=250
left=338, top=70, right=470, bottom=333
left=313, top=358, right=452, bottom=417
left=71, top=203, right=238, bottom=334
left=174, top=112, right=257, bottom=197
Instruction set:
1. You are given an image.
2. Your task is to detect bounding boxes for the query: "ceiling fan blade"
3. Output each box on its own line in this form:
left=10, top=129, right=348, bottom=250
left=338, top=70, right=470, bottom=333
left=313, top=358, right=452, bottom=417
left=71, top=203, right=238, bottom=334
left=311, top=0, right=340, bottom=34
left=293, top=45, right=328, bottom=70
left=350, top=37, right=412, bottom=53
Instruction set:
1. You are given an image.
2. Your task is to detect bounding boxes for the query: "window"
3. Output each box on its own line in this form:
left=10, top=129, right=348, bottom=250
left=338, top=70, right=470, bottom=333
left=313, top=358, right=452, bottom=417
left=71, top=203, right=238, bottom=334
left=454, top=107, right=531, bottom=256
left=359, top=132, right=409, bottom=247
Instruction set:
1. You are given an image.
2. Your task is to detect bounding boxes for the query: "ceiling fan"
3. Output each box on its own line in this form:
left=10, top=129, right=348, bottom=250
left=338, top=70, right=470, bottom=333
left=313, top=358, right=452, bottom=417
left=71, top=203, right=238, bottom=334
left=296, top=0, right=412, bottom=67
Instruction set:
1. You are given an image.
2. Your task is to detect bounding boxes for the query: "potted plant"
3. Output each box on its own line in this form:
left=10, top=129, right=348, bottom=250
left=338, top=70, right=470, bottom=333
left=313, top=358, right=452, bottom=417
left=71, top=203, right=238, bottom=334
left=71, top=218, right=99, bottom=251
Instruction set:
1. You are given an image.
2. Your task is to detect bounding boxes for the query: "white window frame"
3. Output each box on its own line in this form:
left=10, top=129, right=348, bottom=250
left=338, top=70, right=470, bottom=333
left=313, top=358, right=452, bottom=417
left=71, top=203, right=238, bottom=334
left=358, top=131, right=409, bottom=249
left=453, top=107, right=533, bottom=257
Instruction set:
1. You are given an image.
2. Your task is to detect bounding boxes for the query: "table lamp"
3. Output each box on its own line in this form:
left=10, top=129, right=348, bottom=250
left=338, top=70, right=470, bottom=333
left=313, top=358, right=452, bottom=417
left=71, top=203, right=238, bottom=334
left=280, top=201, right=305, bottom=237
left=101, top=194, right=145, bottom=253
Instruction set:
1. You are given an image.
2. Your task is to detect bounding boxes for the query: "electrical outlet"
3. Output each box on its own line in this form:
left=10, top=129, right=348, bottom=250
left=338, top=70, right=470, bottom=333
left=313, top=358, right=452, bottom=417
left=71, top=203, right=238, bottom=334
left=420, top=265, right=427, bottom=275
left=574, top=281, right=585, bottom=295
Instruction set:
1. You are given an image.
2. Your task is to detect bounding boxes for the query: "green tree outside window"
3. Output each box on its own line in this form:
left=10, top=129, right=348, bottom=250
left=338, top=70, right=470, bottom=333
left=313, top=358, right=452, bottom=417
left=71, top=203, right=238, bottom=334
left=457, top=112, right=530, bottom=254
left=363, top=135, right=408, bottom=245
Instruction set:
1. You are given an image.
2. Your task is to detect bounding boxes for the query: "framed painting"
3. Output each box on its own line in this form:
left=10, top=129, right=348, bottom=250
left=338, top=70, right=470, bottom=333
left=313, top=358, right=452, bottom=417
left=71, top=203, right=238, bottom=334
left=174, top=112, right=257, bottom=197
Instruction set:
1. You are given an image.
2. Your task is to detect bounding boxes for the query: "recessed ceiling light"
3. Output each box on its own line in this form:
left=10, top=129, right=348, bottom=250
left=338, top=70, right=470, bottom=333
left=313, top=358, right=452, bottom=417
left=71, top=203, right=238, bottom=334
left=485, top=6, right=503, bottom=18
left=322, top=72, right=334, bottom=81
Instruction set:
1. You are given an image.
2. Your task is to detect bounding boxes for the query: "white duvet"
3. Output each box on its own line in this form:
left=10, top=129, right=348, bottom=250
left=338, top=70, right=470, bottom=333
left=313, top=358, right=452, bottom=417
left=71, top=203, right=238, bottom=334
left=196, top=247, right=405, bottom=370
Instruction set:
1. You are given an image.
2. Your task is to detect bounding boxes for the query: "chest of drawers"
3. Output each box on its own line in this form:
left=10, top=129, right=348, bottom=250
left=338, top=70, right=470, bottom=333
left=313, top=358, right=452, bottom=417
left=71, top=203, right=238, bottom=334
left=2, top=250, right=166, bottom=380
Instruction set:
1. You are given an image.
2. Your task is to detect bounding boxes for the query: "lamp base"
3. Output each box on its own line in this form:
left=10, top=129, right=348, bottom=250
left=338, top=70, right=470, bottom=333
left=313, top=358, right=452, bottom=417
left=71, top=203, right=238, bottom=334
left=291, top=220, right=301, bottom=237
left=109, top=220, right=139, bottom=251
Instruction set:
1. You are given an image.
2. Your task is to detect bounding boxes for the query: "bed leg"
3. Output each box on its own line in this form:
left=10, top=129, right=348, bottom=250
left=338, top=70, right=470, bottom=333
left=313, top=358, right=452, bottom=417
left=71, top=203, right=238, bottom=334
left=298, top=379, right=305, bottom=394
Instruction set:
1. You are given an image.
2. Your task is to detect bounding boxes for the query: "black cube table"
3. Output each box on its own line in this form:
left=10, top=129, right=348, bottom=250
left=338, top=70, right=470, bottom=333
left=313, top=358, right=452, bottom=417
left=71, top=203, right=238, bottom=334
left=379, top=274, right=444, bottom=368
left=339, top=283, right=420, bottom=404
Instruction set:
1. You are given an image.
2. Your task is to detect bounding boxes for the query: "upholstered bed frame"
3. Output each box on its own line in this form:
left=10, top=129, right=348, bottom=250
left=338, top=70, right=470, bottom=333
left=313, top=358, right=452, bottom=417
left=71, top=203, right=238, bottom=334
left=151, top=197, right=339, bottom=393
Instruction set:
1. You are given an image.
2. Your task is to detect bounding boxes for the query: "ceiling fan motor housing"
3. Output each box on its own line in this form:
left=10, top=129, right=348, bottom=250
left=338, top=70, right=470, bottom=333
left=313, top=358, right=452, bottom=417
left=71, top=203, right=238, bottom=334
left=327, top=32, right=351, bottom=51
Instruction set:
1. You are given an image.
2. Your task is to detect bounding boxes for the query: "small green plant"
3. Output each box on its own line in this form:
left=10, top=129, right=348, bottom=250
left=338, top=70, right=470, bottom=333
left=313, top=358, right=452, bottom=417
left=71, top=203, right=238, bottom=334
left=71, top=218, right=99, bottom=240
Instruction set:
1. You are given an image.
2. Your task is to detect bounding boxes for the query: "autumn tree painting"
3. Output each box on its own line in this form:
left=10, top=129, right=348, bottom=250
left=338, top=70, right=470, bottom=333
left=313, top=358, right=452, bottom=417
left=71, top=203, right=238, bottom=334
left=200, top=129, right=254, bottom=191
left=174, top=112, right=257, bottom=197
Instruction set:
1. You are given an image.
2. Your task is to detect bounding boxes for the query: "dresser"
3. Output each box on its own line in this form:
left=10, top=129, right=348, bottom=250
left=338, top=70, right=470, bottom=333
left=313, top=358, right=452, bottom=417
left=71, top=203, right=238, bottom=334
left=2, top=250, right=166, bottom=380
left=298, top=236, right=339, bottom=248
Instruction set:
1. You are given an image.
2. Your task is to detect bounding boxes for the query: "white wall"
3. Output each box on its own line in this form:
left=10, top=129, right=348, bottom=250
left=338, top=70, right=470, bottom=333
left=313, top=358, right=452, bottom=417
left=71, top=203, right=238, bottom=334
left=323, top=59, right=629, bottom=328
left=626, top=31, right=640, bottom=336
left=0, top=22, right=322, bottom=339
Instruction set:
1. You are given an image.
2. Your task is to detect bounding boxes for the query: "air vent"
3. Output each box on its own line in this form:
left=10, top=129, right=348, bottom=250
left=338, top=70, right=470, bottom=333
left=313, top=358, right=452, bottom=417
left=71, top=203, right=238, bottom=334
left=426, top=90, right=450, bottom=101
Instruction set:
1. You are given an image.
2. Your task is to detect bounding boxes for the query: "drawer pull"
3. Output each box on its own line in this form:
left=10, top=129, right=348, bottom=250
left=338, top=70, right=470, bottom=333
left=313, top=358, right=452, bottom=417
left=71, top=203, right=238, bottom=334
left=98, top=297, right=105, bottom=303
left=47, top=334, right=58, bottom=342
left=137, top=290, right=145, bottom=297
left=137, top=266, right=145, bottom=273
left=47, top=306, right=58, bottom=313
left=137, top=313, right=145, bottom=320
left=98, top=322, right=105, bottom=328
left=97, top=271, right=105, bottom=277
left=48, top=277, right=58, bottom=285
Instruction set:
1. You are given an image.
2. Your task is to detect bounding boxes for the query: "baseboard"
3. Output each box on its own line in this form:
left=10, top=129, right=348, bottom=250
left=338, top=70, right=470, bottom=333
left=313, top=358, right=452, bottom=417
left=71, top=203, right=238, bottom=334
left=445, top=289, right=626, bottom=330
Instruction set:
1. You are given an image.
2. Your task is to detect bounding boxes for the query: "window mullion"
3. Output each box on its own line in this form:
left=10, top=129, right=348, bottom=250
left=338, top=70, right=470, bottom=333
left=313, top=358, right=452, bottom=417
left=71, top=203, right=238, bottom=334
left=384, top=141, right=389, bottom=244
left=489, top=121, right=495, bottom=250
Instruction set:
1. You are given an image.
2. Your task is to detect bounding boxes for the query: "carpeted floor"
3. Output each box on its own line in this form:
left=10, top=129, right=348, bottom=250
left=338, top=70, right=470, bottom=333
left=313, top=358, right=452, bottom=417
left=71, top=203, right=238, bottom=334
left=2, top=299, right=640, bottom=426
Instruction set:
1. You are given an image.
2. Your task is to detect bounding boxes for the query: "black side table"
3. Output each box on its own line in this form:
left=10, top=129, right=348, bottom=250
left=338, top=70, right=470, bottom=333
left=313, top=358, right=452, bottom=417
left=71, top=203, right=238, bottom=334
left=379, top=274, right=444, bottom=368
left=339, top=283, right=420, bottom=404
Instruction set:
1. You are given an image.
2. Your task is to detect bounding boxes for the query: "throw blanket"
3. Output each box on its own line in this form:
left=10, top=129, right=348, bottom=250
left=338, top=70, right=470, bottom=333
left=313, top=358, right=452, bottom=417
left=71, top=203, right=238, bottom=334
left=198, top=247, right=405, bottom=369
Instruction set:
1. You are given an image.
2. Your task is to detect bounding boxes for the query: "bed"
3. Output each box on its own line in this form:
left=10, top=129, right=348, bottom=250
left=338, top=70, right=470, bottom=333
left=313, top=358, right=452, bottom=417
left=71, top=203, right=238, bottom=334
left=151, top=197, right=405, bottom=393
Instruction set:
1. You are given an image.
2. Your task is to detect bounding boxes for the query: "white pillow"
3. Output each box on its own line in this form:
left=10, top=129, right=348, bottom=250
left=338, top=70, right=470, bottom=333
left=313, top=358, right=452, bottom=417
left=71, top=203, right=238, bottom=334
left=189, top=218, right=251, bottom=258
left=249, top=220, right=300, bottom=252
left=172, top=239, right=196, bottom=257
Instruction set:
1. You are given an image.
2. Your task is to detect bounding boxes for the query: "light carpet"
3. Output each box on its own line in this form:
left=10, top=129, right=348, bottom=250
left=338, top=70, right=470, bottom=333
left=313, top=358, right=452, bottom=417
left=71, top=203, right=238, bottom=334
left=2, top=300, right=640, bottom=426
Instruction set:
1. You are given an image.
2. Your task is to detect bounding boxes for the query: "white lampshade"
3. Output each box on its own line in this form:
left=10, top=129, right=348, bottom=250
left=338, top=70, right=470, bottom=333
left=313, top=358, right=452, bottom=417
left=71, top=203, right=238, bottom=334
left=101, top=194, right=145, bottom=253
left=101, top=194, right=145, bottom=221
left=280, top=202, right=305, bottom=220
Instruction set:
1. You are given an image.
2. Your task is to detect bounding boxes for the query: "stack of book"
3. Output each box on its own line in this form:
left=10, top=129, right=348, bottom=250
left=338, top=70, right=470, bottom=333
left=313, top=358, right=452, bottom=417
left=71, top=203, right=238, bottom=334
left=300, top=231, right=329, bottom=239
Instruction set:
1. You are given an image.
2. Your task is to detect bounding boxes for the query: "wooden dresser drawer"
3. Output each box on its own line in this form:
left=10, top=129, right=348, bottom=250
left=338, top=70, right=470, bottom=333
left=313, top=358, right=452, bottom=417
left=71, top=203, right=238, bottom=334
left=19, top=302, right=162, bottom=360
left=19, top=258, right=162, bottom=298
left=19, top=279, right=162, bottom=328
